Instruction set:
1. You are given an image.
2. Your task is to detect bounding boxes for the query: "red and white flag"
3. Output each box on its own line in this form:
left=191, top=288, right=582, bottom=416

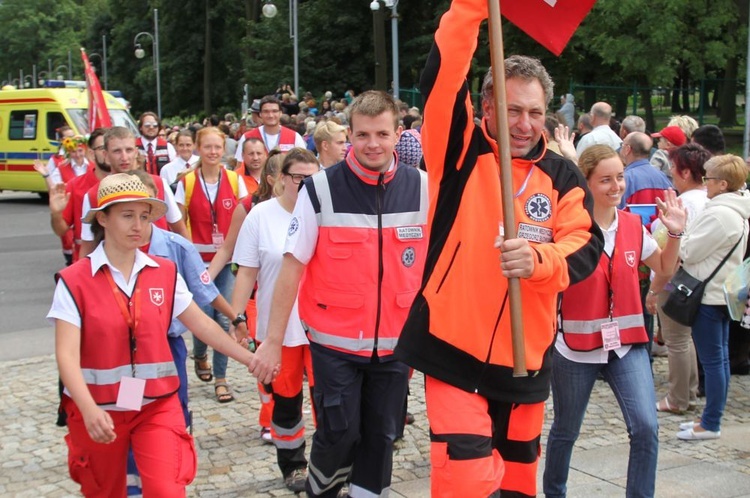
left=80, top=48, right=112, bottom=132
left=502, top=0, right=596, bottom=56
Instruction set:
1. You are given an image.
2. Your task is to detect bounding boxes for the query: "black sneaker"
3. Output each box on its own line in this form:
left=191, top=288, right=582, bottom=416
left=284, top=468, right=307, bottom=493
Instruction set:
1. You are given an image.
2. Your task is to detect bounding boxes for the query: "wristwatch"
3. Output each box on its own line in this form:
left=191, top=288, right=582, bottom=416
left=231, top=312, right=247, bottom=327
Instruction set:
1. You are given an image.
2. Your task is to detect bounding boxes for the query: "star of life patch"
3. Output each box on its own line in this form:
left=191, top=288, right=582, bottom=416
left=517, top=223, right=553, bottom=243
left=525, top=193, right=552, bottom=222
left=396, top=226, right=423, bottom=240
left=288, top=217, right=300, bottom=236
left=402, top=247, right=416, bottom=267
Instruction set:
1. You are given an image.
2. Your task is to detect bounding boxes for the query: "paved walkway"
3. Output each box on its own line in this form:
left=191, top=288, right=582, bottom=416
left=1, top=344, right=750, bottom=497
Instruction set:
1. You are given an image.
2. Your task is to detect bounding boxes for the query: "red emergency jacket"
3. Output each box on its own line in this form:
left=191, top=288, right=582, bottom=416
left=137, top=137, right=171, bottom=175
left=298, top=152, right=428, bottom=358
left=182, top=168, right=240, bottom=262
left=560, top=210, right=649, bottom=351
left=57, top=256, right=179, bottom=405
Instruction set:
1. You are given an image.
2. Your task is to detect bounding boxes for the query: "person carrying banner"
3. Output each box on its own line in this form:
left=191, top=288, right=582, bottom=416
left=393, top=0, right=603, bottom=496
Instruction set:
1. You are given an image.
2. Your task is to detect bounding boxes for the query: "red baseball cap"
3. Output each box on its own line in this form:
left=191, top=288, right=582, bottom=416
left=651, top=126, right=687, bottom=146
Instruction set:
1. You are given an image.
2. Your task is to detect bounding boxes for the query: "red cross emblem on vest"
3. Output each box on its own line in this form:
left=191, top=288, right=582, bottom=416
left=624, top=251, right=636, bottom=268
left=149, top=288, right=165, bottom=306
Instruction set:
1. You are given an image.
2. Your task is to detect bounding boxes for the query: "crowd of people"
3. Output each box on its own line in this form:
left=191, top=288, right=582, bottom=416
left=38, top=0, right=750, bottom=496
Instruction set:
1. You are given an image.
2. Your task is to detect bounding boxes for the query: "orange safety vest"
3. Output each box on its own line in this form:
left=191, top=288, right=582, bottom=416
left=560, top=210, right=649, bottom=351
left=182, top=168, right=240, bottom=262
left=298, top=154, right=428, bottom=358
left=57, top=256, right=179, bottom=405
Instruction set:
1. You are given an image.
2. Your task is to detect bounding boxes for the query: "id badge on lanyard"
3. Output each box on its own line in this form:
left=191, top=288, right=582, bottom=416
left=212, top=224, right=224, bottom=249
left=601, top=253, right=622, bottom=351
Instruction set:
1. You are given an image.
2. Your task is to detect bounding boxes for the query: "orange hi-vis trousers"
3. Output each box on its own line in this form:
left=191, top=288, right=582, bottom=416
left=245, top=298, right=275, bottom=429
left=425, top=376, right=544, bottom=498
left=268, top=344, right=316, bottom=477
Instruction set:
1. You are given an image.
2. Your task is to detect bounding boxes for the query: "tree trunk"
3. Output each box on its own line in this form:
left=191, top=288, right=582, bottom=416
left=671, top=76, right=682, bottom=113
left=614, top=92, right=628, bottom=121
left=204, top=0, right=212, bottom=115
left=642, top=88, right=655, bottom=132
left=681, top=74, right=691, bottom=113
left=718, top=56, right=738, bottom=126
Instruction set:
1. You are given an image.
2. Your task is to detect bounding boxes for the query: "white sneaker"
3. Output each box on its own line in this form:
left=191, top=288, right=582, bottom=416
left=679, top=421, right=697, bottom=431
left=652, top=341, right=668, bottom=357
left=677, top=427, right=720, bottom=440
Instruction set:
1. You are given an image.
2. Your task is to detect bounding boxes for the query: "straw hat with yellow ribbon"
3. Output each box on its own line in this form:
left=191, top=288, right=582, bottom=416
left=82, top=173, right=167, bottom=223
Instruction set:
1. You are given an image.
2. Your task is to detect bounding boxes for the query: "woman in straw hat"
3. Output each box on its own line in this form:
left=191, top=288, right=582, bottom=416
left=48, top=173, right=258, bottom=497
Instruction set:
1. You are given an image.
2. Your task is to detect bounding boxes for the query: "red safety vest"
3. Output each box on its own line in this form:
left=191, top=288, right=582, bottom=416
left=63, top=168, right=100, bottom=261
left=298, top=155, right=428, bottom=358
left=57, top=256, right=179, bottom=405
left=137, top=137, right=171, bottom=175
left=242, top=126, right=298, bottom=153
left=53, top=155, right=77, bottom=183
left=560, top=210, right=648, bottom=351
left=182, top=168, right=240, bottom=262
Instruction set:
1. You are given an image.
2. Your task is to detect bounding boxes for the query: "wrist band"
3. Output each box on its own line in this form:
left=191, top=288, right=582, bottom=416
left=648, top=289, right=657, bottom=296
left=667, top=231, right=684, bottom=239
left=42, top=173, right=50, bottom=178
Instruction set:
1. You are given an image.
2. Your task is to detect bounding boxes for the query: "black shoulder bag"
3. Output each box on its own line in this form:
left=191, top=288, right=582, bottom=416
left=662, top=235, right=743, bottom=326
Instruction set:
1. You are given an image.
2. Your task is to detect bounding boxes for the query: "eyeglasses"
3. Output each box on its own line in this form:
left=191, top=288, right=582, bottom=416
left=285, top=173, right=311, bottom=185
left=92, top=146, right=105, bottom=151
left=702, top=176, right=720, bottom=184
left=142, top=123, right=159, bottom=129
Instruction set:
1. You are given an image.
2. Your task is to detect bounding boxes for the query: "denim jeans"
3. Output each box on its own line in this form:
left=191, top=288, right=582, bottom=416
left=543, top=346, right=659, bottom=498
left=691, top=304, right=731, bottom=432
left=192, top=264, right=234, bottom=379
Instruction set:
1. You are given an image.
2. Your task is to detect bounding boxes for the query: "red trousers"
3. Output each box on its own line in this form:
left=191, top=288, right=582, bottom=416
left=246, top=299, right=275, bottom=428
left=63, top=394, right=196, bottom=498
left=425, top=376, right=544, bottom=498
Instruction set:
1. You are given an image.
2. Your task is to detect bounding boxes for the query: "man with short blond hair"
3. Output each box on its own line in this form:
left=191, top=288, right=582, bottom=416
left=313, top=121, right=347, bottom=168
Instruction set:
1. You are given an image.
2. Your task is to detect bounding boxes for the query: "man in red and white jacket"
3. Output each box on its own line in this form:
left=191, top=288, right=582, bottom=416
left=136, top=112, right=176, bottom=175
left=234, top=95, right=306, bottom=161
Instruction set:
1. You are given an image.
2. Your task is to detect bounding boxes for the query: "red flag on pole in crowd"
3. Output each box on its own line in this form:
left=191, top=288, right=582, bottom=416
left=80, top=48, right=112, bottom=131
left=502, top=0, right=597, bottom=56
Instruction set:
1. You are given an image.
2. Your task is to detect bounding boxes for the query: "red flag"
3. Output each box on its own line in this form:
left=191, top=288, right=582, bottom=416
left=80, top=48, right=112, bottom=132
left=502, top=0, right=596, bottom=56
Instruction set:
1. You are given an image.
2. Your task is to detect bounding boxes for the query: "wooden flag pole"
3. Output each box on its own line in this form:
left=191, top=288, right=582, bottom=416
left=487, top=0, right=527, bottom=377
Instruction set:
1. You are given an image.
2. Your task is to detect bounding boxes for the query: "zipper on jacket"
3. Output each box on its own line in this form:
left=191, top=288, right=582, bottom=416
left=373, top=172, right=386, bottom=354
left=474, top=289, right=509, bottom=393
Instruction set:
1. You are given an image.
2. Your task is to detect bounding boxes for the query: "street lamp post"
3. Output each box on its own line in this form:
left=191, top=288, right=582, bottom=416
left=102, top=35, right=109, bottom=90
left=37, top=71, right=49, bottom=86
left=370, top=0, right=399, bottom=98
left=134, top=8, right=161, bottom=117
left=262, top=0, right=299, bottom=99
left=55, top=65, right=68, bottom=80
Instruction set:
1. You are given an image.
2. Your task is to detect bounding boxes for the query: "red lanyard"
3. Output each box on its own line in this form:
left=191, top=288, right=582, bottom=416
left=102, top=265, right=141, bottom=375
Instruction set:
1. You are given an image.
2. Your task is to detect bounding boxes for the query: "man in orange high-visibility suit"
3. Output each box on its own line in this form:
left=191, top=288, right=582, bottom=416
left=394, top=0, right=604, bottom=496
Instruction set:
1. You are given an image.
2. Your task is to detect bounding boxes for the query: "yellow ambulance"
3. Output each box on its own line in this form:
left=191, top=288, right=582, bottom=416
left=0, top=81, right=137, bottom=194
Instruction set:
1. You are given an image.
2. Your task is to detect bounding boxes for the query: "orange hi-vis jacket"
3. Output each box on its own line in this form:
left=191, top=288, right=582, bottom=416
left=298, top=154, right=428, bottom=358
left=560, top=210, right=648, bottom=351
left=394, top=0, right=603, bottom=404
left=57, top=256, right=180, bottom=405
left=182, top=168, right=240, bottom=262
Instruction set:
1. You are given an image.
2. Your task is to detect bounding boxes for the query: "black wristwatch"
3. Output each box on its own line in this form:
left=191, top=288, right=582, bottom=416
left=231, top=312, right=247, bottom=327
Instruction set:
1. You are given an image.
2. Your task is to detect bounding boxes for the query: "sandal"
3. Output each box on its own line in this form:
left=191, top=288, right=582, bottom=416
left=214, top=380, right=234, bottom=403
left=656, top=397, right=684, bottom=414
left=194, top=354, right=213, bottom=382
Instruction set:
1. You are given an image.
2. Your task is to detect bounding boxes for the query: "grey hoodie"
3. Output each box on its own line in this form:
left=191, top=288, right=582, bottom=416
left=681, top=189, right=750, bottom=304
left=559, top=93, right=576, bottom=129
